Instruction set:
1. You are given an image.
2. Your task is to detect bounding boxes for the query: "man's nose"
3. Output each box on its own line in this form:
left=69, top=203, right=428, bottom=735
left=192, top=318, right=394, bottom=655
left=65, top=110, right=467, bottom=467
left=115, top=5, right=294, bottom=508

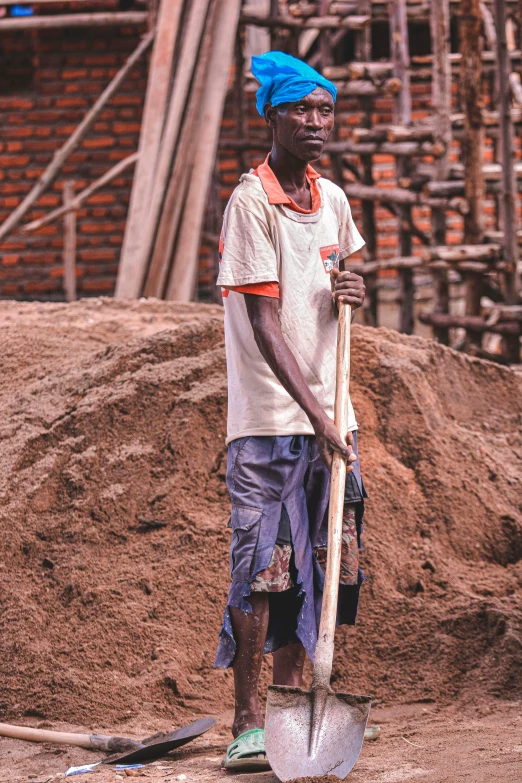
left=306, top=109, right=323, bottom=129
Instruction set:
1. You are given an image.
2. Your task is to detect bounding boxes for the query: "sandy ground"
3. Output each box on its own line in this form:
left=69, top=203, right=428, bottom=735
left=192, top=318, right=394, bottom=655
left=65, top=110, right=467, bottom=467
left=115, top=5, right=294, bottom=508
left=2, top=701, right=521, bottom=783
left=1, top=299, right=521, bottom=783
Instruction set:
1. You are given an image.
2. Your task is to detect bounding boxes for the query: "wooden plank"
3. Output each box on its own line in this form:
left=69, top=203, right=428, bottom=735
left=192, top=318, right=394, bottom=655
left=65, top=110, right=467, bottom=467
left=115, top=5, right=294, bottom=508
left=138, top=0, right=212, bottom=297
left=167, top=0, right=243, bottom=301
left=22, top=153, right=138, bottom=234
left=116, top=0, right=184, bottom=299
left=0, top=30, right=153, bottom=245
left=62, top=181, right=77, bottom=303
left=390, top=0, right=414, bottom=335
left=495, top=0, right=521, bottom=362
left=144, top=0, right=217, bottom=298
left=0, top=12, right=147, bottom=30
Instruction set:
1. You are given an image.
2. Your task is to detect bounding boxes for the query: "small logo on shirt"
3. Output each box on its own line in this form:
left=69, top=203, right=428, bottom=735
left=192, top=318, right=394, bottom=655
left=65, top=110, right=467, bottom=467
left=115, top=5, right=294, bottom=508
left=320, top=244, right=340, bottom=274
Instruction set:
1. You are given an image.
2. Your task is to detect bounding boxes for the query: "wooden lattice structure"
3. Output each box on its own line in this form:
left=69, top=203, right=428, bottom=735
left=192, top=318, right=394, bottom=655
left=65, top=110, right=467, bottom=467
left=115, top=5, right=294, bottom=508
left=0, top=0, right=521, bottom=363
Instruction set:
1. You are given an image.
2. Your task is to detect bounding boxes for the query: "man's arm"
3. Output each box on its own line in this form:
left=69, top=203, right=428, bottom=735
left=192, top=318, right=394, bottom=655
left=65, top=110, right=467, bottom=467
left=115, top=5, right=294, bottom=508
left=243, top=293, right=356, bottom=471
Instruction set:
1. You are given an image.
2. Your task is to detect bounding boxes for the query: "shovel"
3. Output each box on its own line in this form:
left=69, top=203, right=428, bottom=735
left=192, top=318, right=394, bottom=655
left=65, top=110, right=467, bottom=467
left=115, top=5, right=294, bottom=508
left=265, top=302, right=372, bottom=781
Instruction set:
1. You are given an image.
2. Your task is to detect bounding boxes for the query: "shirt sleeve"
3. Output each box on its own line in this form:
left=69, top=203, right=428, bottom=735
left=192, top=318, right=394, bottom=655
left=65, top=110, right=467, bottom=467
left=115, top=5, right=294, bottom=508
left=217, top=205, right=279, bottom=287
left=338, top=195, right=365, bottom=260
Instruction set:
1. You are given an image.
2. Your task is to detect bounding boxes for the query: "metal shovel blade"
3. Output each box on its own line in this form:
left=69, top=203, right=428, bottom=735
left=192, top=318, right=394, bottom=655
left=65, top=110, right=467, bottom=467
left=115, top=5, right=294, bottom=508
left=265, top=685, right=371, bottom=781
left=102, top=718, right=216, bottom=765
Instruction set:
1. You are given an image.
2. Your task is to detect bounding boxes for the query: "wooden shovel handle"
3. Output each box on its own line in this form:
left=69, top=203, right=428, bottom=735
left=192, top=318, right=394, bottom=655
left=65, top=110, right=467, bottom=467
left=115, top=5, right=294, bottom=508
left=312, top=302, right=351, bottom=691
left=0, top=722, right=94, bottom=748
left=0, top=723, right=139, bottom=752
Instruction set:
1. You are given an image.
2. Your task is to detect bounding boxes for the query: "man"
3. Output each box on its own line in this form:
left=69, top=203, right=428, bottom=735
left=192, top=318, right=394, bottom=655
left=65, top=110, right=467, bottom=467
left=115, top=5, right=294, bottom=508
left=215, top=51, right=367, bottom=771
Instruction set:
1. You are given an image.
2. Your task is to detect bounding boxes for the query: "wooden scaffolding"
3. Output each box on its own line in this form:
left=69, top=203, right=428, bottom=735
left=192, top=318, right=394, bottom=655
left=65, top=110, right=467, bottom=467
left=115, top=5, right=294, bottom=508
left=0, top=0, right=521, bottom=363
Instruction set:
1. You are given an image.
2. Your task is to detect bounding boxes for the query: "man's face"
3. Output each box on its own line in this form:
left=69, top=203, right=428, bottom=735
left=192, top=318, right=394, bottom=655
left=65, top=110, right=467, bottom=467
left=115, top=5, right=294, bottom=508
left=266, top=88, right=335, bottom=161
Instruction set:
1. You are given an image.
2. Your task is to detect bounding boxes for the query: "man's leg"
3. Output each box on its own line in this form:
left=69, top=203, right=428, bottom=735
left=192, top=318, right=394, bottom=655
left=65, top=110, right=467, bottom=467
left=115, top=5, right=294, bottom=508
left=230, top=594, right=269, bottom=738
left=273, top=642, right=306, bottom=686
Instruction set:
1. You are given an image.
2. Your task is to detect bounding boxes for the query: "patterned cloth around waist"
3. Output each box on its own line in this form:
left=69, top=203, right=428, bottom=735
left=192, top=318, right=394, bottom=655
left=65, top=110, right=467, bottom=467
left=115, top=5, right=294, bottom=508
left=214, top=433, right=367, bottom=669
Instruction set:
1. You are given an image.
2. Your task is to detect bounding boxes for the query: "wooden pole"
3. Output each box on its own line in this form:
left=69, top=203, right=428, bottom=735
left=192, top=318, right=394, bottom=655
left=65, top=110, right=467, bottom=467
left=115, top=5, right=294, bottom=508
left=495, top=0, right=521, bottom=362
left=166, top=0, right=243, bottom=302
left=63, top=181, right=77, bottom=303
left=356, top=0, right=378, bottom=327
left=116, top=0, right=183, bottom=298
left=134, top=0, right=212, bottom=298
left=390, top=0, right=414, bottom=335
left=429, top=0, right=451, bottom=345
left=144, top=0, right=217, bottom=298
left=459, top=0, right=486, bottom=349
left=0, top=31, right=153, bottom=245
left=22, top=153, right=138, bottom=234
left=0, top=12, right=148, bottom=30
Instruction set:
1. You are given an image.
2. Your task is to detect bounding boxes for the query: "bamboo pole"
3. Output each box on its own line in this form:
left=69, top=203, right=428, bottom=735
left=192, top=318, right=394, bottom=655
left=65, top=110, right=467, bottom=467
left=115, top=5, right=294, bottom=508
left=167, top=0, right=243, bottom=301
left=135, top=0, right=212, bottom=298
left=144, top=0, right=217, bottom=298
left=429, top=0, right=453, bottom=344
left=354, top=0, right=378, bottom=327
left=0, top=31, right=153, bottom=245
left=240, top=12, right=370, bottom=29
left=495, top=0, right=521, bottom=362
left=0, top=12, right=148, bottom=29
left=22, top=154, right=138, bottom=234
left=459, top=0, right=486, bottom=350
left=63, top=181, right=77, bottom=303
left=390, top=0, right=414, bottom=335
left=116, top=0, right=184, bottom=299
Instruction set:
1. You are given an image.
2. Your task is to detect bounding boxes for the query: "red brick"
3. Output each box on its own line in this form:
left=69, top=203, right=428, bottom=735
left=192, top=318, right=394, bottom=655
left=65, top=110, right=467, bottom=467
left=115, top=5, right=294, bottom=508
left=2, top=254, right=19, bottom=266
left=63, top=69, right=88, bottom=80
left=6, top=142, right=23, bottom=153
left=55, top=97, right=89, bottom=109
left=79, top=248, right=116, bottom=262
left=1, top=283, right=21, bottom=295
left=0, top=97, right=33, bottom=110
left=0, top=155, right=30, bottom=167
left=81, top=278, right=114, bottom=292
left=82, top=138, right=115, bottom=149
left=23, top=280, right=60, bottom=293
left=113, top=122, right=141, bottom=134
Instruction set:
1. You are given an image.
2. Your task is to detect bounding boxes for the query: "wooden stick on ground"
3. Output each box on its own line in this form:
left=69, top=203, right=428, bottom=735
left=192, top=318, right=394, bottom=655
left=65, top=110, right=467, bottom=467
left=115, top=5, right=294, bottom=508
left=115, top=0, right=184, bottom=299
left=63, top=181, right=77, bottom=303
left=0, top=31, right=153, bottom=245
left=22, top=154, right=138, bottom=234
left=166, top=0, right=243, bottom=301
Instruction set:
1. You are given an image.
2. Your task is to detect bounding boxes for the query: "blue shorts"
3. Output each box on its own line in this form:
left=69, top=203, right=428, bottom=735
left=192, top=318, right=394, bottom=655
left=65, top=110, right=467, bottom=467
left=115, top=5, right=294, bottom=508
left=214, top=432, right=367, bottom=668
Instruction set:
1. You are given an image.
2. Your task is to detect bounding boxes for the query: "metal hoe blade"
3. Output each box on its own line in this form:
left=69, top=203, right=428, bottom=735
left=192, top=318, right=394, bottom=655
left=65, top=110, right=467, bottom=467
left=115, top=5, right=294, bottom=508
left=265, top=685, right=371, bottom=781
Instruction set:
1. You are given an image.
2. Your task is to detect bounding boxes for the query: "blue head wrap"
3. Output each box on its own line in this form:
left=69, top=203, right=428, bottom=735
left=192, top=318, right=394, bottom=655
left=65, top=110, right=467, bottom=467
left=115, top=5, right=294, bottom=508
left=251, top=51, right=337, bottom=117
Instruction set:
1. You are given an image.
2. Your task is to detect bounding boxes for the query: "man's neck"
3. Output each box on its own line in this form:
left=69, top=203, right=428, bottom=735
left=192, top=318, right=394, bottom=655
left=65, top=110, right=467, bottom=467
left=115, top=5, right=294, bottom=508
left=268, top=147, right=308, bottom=189
left=268, top=147, right=311, bottom=209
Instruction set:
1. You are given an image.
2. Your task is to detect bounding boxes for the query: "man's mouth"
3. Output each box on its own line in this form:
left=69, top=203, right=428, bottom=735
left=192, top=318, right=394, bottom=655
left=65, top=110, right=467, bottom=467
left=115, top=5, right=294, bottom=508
left=301, top=136, right=324, bottom=142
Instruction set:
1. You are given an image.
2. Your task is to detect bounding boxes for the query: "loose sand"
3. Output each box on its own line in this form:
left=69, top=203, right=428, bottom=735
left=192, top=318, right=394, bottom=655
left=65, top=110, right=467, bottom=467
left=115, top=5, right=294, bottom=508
left=0, top=298, right=521, bottom=782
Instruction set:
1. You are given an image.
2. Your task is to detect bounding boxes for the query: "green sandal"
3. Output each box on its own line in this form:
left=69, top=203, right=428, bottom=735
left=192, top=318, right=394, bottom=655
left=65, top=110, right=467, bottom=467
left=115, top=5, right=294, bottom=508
left=221, top=728, right=271, bottom=772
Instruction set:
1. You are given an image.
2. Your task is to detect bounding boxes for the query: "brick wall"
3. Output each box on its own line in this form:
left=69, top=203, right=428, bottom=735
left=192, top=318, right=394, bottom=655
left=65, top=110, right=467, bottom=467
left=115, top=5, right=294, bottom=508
left=1, top=18, right=520, bottom=302
left=0, top=23, right=147, bottom=299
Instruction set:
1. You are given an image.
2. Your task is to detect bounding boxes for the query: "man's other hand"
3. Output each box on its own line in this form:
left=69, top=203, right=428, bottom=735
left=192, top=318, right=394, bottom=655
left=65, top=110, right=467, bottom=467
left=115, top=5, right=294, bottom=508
left=313, top=413, right=357, bottom=472
left=331, top=268, right=365, bottom=310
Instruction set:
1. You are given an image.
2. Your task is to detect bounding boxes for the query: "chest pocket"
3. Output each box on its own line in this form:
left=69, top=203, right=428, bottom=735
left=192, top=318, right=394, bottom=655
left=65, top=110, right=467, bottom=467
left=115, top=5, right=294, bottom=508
left=229, top=505, right=263, bottom=581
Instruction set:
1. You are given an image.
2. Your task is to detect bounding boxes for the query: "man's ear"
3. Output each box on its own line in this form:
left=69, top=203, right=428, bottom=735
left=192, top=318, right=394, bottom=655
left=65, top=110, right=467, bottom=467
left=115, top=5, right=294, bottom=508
left=264, top=104, right=276, bottom=128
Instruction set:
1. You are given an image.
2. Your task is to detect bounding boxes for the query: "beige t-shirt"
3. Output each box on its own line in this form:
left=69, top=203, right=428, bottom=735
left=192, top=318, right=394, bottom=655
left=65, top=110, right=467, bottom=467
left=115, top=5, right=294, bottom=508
left=217, top=172, right=365, bottom=445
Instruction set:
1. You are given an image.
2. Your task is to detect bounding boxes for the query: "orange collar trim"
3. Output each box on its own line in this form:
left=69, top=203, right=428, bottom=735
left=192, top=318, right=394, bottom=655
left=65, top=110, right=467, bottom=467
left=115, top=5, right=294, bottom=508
left=255, top=154, right=321, bottom=214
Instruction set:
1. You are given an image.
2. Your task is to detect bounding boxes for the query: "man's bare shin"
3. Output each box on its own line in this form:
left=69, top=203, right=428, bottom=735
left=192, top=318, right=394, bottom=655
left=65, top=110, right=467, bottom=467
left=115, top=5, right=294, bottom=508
left=273, top=642, right=306, bottom=687
left=230, top=594, right=269, bottom=737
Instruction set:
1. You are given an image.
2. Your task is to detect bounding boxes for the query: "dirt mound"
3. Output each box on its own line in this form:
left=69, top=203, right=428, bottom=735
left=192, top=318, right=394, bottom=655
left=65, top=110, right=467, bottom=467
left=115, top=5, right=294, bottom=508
left=0, top=299, right=521, bottom=728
